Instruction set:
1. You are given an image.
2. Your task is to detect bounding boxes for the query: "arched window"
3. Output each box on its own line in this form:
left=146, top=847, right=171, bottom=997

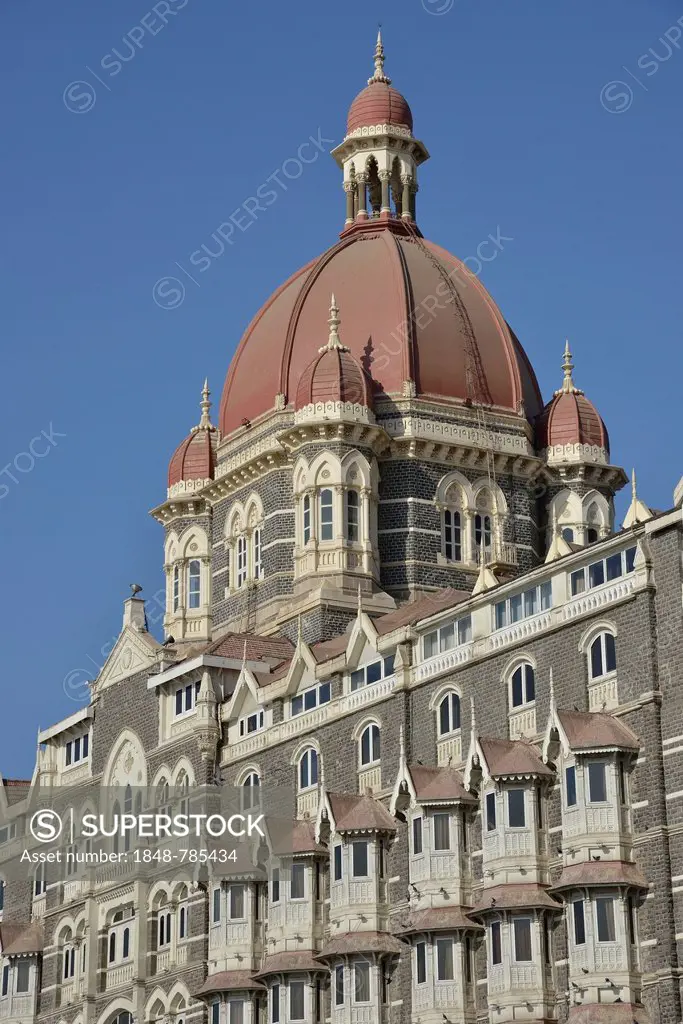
left=587, top=528, right=598, bottom=544
left=158, top=904, right=172, bottom=948
left=253, top=528, right=262, bottom=579
left=562, top=527, right=574, bottom=542
left=319, top=489, right=334, bottom=541
left=177, top=771, right=190, bottom=818
left=188, top=560, right=201, bottom=608
left=114, top=1014, right=133, bottom=1024
left=157, top=779, right=170, bottom=817
left=237, top=536, right=247, bottom=588
left=510, top=664, right=535, bottom=708
left=303, top=495, right=311, bottom=544
left=346, top=490, right=360, bottom=542
left=173, top=565, right=180, bottom=611
left=590, top=633, right=616, bottom=679
left=475, top=513, right=492, bottom=552
left=299, top=748, right=319, bottom=791
left=438, top=692, right=461, bottom=736
left=122, top=927, right=130, bottom=959
left=108, top=932, right=116, bottom=964
left=444, top=509, right=462, bottom=562
left=360, top=725, right=380, bottom=767
left=241, top=772, right=260, bottom=810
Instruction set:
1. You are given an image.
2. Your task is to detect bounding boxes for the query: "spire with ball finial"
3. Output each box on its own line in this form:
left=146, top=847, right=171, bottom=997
left=194, top=379, right=216, bottom=433
left=319, top=294, right=350, bottom=353
left=556, top=340, right=584, bottom=397
left=368, top=28, right=391, bottom=85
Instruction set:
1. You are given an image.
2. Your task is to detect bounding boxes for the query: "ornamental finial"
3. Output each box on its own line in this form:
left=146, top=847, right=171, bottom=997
left=319, top=294, right=350, bottom=353
left=368, top=28, right=391, bottom=85
left=197, top=378, right=215, bottom=431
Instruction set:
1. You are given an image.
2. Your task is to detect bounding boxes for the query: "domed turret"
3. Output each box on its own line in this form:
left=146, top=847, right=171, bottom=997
left=168, top=381, right=218, bottom=492
left=295, top=296, right=373, bottom=416
left=346, top=31, right=413, bottom=136
left=537, top=342, right=609, bottom=462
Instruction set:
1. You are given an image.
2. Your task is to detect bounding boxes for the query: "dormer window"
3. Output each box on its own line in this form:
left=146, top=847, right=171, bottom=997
left=174, top=680, right=201, bottom=718
left=239, top=710, right=264, bottom=737
left=350, top=655, right=394, bottom=691
left=65, top=731, right=90, bottom=768
left=291, top=682, right=331, bottom=718
left=495, top=582, right=552, bottom=629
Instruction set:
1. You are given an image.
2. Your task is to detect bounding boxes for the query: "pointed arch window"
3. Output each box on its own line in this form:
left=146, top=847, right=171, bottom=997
left=298, top=748, right=319, bottom=791
left=510, top=663, right=535, bottom=708
left=303, top=495, right=311, bottom=544
left=590, top=632, right=616, bottom=679
left=241, top=771, right=261, bottom=811
left=319, top=489, right=334, bottom=541
left=475, top=513, right=492, bottom=551
left=173, top=565, right=180, bottom=612
left=188, top=560, right=201, bottom=608
left=444, top=509, right=462, bottom=562
left=237, top=536, right=247, bottom=588
left=253, top=528, right=262, bottom=579
left=359, top=724, right=380, bottom=767
left=438, top=692, right=461, bottom=736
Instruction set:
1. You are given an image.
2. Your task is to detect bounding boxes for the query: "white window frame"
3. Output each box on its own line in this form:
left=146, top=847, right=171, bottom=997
left=290, top=681, right=331, bottom=718
left=187, top=559, right=201, bottom=609
left=359, top=723, right=380, bottom=767
left=298, top=748, right=319, bottom=792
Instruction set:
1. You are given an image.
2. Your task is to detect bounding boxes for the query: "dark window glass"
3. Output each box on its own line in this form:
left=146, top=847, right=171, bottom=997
left=625, top=546, right=637, bottom=572
left=511, top=667, right=524, bottom=707
left=591, top=636, right=604, bottom=678
left=416, top=942, right=426, bottom=984
left=271, top=984, right=280, bottom=1023
left=289, top=981, right=305, bottom=1021
left=596, top=897, right=616, bottom=942
left=436, top=938, right=454, bottom=980
left=566, top=766, right=577, bottom=806
left=588, top=762, right=607, bottom=803
left=82, top=733, right=89, bottom=757
left=352, top=841, right=368, bottom=878
left=122, top=928, right=130, bottom=959
left=508, top=789, right=526, bottom=828
left=486, top=792, right=496, bottom=831
left=366, top=661, right=382, bottom=685
left=291, top=695, right=303, bottom=717
left=271, top=869, right=280, bottom=903
left=335, top=966, right=344, bottom=1006
left=66, top=742, right=72, bottom=766
left=606, top=553, right=622, bottom=581
left=491, top=921, right=502, bottom=964
left=1, top=965, right=8, bottom=996
left=175, top=689, right=183, bottom=716
left=16, top=963, right=30, bottom=993
left=212, top=1003, right=220, bottom=1024
left=291, top=864, right=305, bottom=900
left=109, top=932, right=116, bottom=963
left=433, top=813, right=450, bottom=851
left=213, top=888, right=221, bottom=922
left=605, top=632, right=616, bottom=672
left=628, top=898, right=637, bottom=946
left=513, top=918, right=532, bottom=961
left=589, top=560, right=605, bottom=588
left=412, top=817, right=423, bottom=856
left=333, top=846, right=342, bottom=881
left=571, top=569, right=586, bottom=596
left=319, top=682, right=331, bottom=704
left=350, top=669, right=365, bottom=691
left=573, top=899, right=586, bottom=945
left=525, top=665, right=535, bottom=702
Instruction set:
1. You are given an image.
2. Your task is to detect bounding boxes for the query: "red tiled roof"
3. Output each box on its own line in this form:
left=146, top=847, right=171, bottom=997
left=393, top=906, right=482, bottom=935
left=0, top=923, right=44, bottom=956
left=194, top=971, right=265, bottom=996
left=327, top=793, right=396, bottom=832
left=316, top=931, right=404, bottom=959
left=375, top=588, right=471, bottom=635
left=296, top=345, right=373, bottom=410
left=408, top=765, right=475, bottom=804
left=207, top=633, right=294, bottom=663
left=253, top=952, right=326, bottom=977
left=311, top=633, right=350, bottom=663
left=478, top=737, right=553, bottom=778
left=537, top=390, right=609, bottom=454
left=557, top=710, right=639, bottom=752
left=552, top=860, right=648, bottom=891
left=568, top=1004, right=651, bottom=1024
left=469, top=884, right=561, bottom=918
left=168, top=426, right=217, bottom=488
left=267, top=819, right=327, bottom=857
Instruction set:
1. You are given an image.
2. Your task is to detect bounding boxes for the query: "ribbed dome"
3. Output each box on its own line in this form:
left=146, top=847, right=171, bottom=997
left=219, top=222, right=543, bottom=436
left=536, top=344, right=609, bottom=455
left=168, top=382, right=218, bottom=488
left=347, top=81, right=413, bottom=135
left=296, top=297, right=373, bottom=410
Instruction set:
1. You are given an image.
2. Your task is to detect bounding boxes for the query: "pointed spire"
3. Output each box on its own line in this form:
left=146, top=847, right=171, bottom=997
left=549, top=667, right=556, bottom=712
left=357, top=581, right=364, bottom=617
left=194, top=378, right=216, bottom=432
left=623, top=467, right=653, bottom=528
left=555, top=340, right=584, bottom=397
left=319, top=294, right=349, bottom=353
left=368, top=28, right=391, bottom=85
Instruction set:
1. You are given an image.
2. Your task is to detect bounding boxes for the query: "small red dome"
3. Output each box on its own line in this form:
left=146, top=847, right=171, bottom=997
left=347, top=81, right=413, bottom=135
left=536, top=345, right=609, bottom=455
left=296, top=299, right=373, bottom=411
left=168, top=382, right=218, bottom=488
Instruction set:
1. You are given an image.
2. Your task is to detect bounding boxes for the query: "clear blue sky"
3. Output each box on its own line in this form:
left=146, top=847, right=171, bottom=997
left=1, top=0, right=681, bottom=776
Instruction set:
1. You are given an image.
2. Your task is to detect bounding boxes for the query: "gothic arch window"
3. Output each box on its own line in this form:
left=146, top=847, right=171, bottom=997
left=359, top=723, right=381, bottom=768
left=507, top=660, right=536, bottom=710
left=438, top=691, right=461, bottom=737
left=236, top=535, right=247, bottom=588
left=303, top=494, right=311, bottom=544
left=165, top=527, right=209, bottom=622
left=590, top=632, right=617, bottom=680
left=238, top=769, right=261, bottom=811
left=172, top=565, right=180, bottom=611
left=436, top=473, right=508, bottom=566
left=298, top=748, right=319, bottom=792
left=366, top=155, right=381, bottom=217
left=227, top=497, right=264, bottom=590
left=253, top=527, right=262, bottom=579
left=474, top=487, right=494, bottom=554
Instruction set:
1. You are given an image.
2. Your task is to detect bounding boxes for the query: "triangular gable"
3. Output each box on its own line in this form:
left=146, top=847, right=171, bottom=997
left=463, top=734, right=489, bottom=791
left=281, top=642, right=318, bottom=696
left=542, top=703, right=569, bottom=762
left=314, top=789, right=336, bottom=844
left=227, top=666, right=263, bottom=721
left=92, top=626, right=159, bottom=694
left=389, top=727, right=413, bottom=815
left=345, top=606, right=379, bottom=668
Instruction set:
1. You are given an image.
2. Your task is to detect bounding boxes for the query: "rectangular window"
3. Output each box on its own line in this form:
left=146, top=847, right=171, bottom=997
left=335, top=965, right=344, bottom=1006
left=211, top=1003, right=220, bottom=1024
left=619, top=762, right=627, bottom=804
left=596, top=897, right=616, bottom=942
left=605, top=552, right=622, bottom=581
left=271, top=868, right=280, bottom=903
left=589, top=560, right=605, bottom=588
left=588, top=762, right=607, bottom=803
left=440, top=623, right=455, bottom=651
left=65, top=741, right=72, bottom=766
left=354, top=962, right=370, bottom=1003
left=573, top=899, right=586, bottom=945
left=412, top=816, right=423, bottom=856
left=229, top=885, right=245, bottom=919
left=15, top=963, right=30, bottom=994
left=513, top=918, right=532, bottom=962
left=433, top=813, right=451, bottom=851
left=565, top=765, right=577, bottom=806
left=74, top=737, right=81, bottom=762
left=175, top=688, right=184, bottom=716
left=2, top=966, right=9, bottom=997
left=436, top=937, right=454, bottom=980
left=423, top=632, right=438, bottom=658
left=291, top=864, right=305, bottom=900
left=510, top=593, right=523, bottom=623
left=291, top=682, right=331, bottom=718
left=82, top=733, right=89, bottom=757
left=416, top=941, right=427, bottom=984
left=423, top=616, right=472, bottom=659
left=366, top=660, right=382, bottom=684
left=229, top=1002, right=243, bottom=1024
left=628, top=898, right=637, bottom=947
left=508, top=789, right=526, bottom=828
left=490, top=921, right=502, bottom=964
left=271, top=984, right=280, bottom=1023
left=289, top=981, right=305, bottom=1021
left=495, top=583, right=553, bottom=631
left=333, top=845, right=343, bottom=881
left=495, top=601, right=507, bottom=629
left=571, top=569, right=586, bottom=596
left=212, top=887, right=221, bottom=923
left=486, top=792, right=496, bottom=831
left=352, top=841, right=368, bottom=878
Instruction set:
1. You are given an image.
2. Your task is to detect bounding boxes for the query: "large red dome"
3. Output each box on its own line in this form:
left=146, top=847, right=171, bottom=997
left=219, top=223, right=543, bottom=436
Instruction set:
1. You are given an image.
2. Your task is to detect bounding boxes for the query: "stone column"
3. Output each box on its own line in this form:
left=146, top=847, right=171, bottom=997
left=356, top=173, right=368, bottom=219
left=379, top=170, right=391, bottom=214
left=401, top=175, right=412, bottom=220
left=344, top=182, right=355, bottom=226
left=410, top=180, right=418, bottom=221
